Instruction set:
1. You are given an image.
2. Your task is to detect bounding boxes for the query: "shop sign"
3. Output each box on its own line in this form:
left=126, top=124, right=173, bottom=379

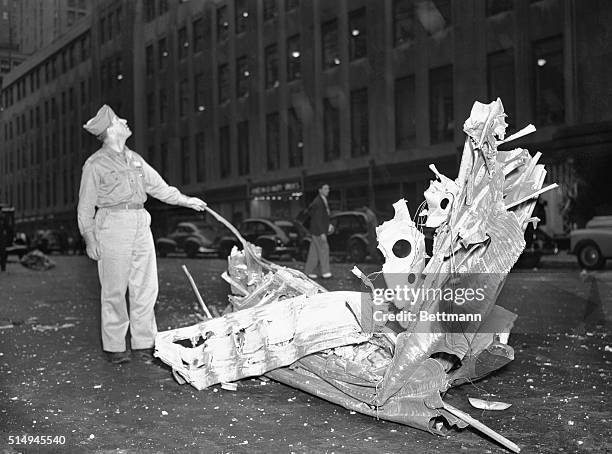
left=250, top=181, right=301, bottom=197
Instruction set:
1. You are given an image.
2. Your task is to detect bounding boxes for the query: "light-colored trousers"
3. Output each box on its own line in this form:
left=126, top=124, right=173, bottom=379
left=95, top=208, right=158, bottom=352
left=304, top=233, right=330, bottom=276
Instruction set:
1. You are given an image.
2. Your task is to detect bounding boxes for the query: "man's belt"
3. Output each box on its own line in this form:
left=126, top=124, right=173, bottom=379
left=106, top=203, right=144, bottom=210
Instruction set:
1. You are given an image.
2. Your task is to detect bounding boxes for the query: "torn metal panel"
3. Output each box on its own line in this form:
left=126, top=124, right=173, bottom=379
left=376, top=199, right=426, bottom=309
left=155, top=291, right=370, bottom=390
left=421, top=164, right=461, bottom=228
left=226, top=247, right=327, bottom=311
left=267, top=357, right=466, bottom=434
left=227, top=245, right=264, bottom=296
left=228, top=268, right=321, bottom=310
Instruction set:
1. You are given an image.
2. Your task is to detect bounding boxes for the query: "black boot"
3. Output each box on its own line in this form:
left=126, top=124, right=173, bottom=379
left=104, top=351, right=131, bottom=364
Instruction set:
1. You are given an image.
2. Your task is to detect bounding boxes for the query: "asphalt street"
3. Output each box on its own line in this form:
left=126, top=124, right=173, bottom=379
left=0, top=255, right=610, bottom=453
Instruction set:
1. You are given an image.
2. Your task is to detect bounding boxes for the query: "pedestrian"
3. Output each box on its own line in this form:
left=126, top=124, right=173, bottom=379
left=78, top=105, right=207, bottom=364
left=304, top=183, right=332, bottom=279
left=0, top=211, right=8, bottom=272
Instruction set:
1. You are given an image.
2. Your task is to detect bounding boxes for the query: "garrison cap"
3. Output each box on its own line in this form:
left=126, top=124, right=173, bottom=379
left=83, top=104, right=117, bottom=136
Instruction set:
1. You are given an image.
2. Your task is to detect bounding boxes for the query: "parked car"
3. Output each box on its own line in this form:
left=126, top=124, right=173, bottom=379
left=300, top=210, right=379, bottom=263
left=217, top=218, right=306, bottom=259
left=156, top=221, right=221, bottom=258
left=570, top=216, right=612, bottom=270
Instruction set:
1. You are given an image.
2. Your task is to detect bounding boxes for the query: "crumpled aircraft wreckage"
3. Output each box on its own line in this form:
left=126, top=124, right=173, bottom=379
left=155, top=99, right=557, bottom=452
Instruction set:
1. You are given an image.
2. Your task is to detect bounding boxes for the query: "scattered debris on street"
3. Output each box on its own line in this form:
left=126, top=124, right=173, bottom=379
left=31, top=322, right=76, bottom=332
left=20, top=249, right=56, bottom=271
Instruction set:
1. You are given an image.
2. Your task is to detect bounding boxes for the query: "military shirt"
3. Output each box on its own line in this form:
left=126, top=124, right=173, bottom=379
left=77, top=145, right=187, bottom=234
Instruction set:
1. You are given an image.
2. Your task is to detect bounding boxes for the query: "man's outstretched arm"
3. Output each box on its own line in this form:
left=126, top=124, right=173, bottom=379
left=142, top=159, right=206, bottom=211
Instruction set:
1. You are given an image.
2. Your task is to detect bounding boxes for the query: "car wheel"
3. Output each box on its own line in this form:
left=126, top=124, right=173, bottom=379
left=347, top=240, right=366, bottom=263
left=577, top=242, right=605, bottom=270
left=185, top=243, right=199, bottom=259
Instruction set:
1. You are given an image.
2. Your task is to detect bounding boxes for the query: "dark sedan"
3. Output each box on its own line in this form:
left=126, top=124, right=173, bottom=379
left=156, top=221, right=221, bottom=258
left=217, top=218, right=306, bottom=259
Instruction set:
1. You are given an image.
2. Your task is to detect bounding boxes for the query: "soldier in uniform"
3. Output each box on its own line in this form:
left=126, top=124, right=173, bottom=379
left=78, top=105, right=206, bottom=364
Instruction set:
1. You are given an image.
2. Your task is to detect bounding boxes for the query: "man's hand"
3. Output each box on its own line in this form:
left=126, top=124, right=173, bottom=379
left=83, top=232, right=101, bottom=261
left=184, top=197, right=207, bottom=212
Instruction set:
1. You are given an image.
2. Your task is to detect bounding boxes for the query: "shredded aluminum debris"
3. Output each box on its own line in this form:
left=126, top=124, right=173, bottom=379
left=155, top=99, right=554, bottom=453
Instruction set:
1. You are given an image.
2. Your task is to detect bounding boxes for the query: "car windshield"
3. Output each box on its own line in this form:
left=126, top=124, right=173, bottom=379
left=177, top=222, right=212, bottom=232
left=176, top=222, right=221, bottom=240
left=586, top=216, right=612, bottom=229
left=192, top=222, right=215, bottom=232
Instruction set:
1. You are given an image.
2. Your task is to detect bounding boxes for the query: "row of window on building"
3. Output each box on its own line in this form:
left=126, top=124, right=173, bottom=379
left=142, top=0, right=556, bottom=115
left=65, top=8, right=88, bottom=27
left=210, top=0, right=434, bottom=47
left=98, top=4, right=123, bottom=44
left=144, top=0, right=169, bottom=22
left=142, top=36, right=562, bottom=181
left=144, top=5, right=365, bottom=81
left=2, top=32, right=91, bottom=108
left=3, top=166, right=79, bottom=213
left=145, top=0, right=548, bottom=64
left=2, top=34, right=564, bottom=187
left=145, top=38, right=561, bottom=186
left=4, top=116, right=90, bottom=175
left=144, top=87, right=367, bottom=185
left=145, top=0, right=300, bottom=30
left=4, top=78, right=92, bottom=142
left=147, top=105, right=304, bottom=187
left=0, top=59, right=21, bottom=74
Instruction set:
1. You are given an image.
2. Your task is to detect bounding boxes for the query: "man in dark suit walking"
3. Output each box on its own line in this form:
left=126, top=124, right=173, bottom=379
left=304, top=183, right=332, bottom=279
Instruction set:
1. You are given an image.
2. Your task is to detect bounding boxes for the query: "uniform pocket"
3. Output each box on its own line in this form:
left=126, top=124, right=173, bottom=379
left=102, top=170, right=120, bottom=187
left=95, top=210, right=113, bottom=231
left=100, top=170, right=131, bottom=200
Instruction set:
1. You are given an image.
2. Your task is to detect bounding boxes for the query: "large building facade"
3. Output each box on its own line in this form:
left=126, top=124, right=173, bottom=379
left=0, top=0, right=25, bottom=84
left=1, top=0, right=612, bottom=239
left=0, top=0, right=132, bottom=235
left=0, top=0, right=91, bottom=85
left=16, top=0, right=91, bottom=55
